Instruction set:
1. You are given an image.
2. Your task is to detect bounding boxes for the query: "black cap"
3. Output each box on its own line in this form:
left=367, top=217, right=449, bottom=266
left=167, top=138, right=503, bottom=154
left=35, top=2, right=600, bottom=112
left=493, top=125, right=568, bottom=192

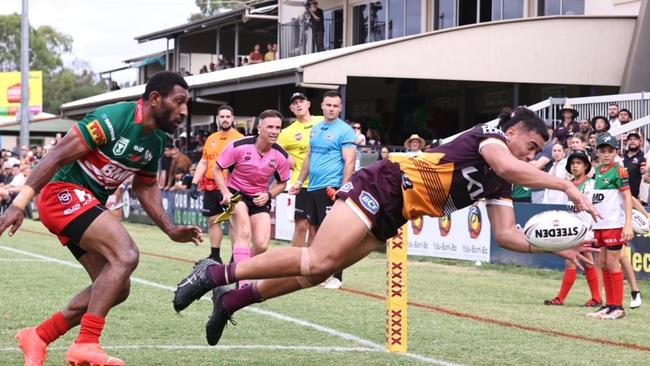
left=566, top=149, right=591, bottom=174
left=289, top=92, right=308, bottom=103
left=627, top=131, right=641, bottom=140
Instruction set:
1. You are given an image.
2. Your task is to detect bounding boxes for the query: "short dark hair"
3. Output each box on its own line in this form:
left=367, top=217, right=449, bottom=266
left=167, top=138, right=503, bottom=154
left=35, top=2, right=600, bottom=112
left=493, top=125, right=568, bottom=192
left=217, top=104, right=234, bottom=115
left=142, top=71, right=188, bottom=101
left=497, top=106, right=548, bottom=141
left=258, top=109, right=283, bottom=121
left=322, top=90, right=342, bottom=100
left=619, top=108, right=632, bottom=118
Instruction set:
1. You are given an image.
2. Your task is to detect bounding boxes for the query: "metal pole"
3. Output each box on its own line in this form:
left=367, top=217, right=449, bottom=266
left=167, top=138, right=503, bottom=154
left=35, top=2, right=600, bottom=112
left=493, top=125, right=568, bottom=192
left=20, top=0, right=30, bottom=149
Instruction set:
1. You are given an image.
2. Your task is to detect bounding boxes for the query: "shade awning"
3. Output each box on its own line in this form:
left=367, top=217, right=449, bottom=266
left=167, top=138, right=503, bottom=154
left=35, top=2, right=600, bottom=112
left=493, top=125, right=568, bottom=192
left=63, top=16, right=636, bottom=118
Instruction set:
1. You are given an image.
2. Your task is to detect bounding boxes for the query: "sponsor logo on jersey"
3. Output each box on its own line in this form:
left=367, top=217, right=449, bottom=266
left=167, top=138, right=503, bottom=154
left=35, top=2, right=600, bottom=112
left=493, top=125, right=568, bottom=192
left=86, top=120, right=108, bottom=146
left=340, top=182, right=353, bottom=193
left=401, top=172, right=413, bottom=190
left=269, top=159, right=277, bottom=168
left=128, top=153, right=142, bottom=162
left=101, top=114, right=116, bottom=141
left=326, top=133, right=334, bottom=141
left=295, top=132, right=302, bottom=141
left=133, top=145, right=144, bottom=152
left=64, top=203, right=81, bottom=216
left=360, top=191, right=379, bottom=214
left=113, top=137, right=129, bottom=156
left=57, top=190, right=72, bottom=205
left=144, top=150, right=153, bottom=163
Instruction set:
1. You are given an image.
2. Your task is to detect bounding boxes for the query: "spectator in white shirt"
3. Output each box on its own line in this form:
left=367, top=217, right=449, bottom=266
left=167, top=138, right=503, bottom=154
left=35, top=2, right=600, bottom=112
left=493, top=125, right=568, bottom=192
left=542, top=142, right=569, bottom=204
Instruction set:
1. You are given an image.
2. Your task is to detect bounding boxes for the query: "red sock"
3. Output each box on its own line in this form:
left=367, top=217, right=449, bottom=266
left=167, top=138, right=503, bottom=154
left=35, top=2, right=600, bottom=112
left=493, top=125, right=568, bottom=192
left=76, top=313, right=105, bottom=344
left=602, top=269, right=612, bottom=306
left=584, top=267, right=601, bottom=302
left=35, top=311, right=71, bottom=345
left=610, top=271, right=625, bottom=307
left=557, top=268, right=577, bottom=302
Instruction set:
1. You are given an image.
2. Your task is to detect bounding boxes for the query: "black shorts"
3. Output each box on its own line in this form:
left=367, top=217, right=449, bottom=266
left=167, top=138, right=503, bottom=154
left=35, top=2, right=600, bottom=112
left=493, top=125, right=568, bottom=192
left=303, top=188, right=336, bottom=226
left=61, top=205, right=107, bottom=260
left=294, top=188, right=310, bottom=220
left=228, top=187, right=271, bottom=216
left=336, top=159, right=405, bottom=242
left=202, top=189, right=225, bottom=217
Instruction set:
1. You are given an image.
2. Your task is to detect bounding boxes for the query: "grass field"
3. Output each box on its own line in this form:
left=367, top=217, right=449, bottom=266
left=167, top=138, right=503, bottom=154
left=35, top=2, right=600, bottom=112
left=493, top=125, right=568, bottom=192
left=2, top=219, right=650, bottom=365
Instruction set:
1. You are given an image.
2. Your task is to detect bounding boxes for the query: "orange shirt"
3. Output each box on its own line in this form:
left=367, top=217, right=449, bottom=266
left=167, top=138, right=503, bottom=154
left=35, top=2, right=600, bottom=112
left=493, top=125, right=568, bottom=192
left=202, top=129, right=244, bottom=180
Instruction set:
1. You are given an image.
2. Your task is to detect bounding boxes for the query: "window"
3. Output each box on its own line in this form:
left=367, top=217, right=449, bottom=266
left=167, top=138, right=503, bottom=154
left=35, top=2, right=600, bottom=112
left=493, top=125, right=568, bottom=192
left=492, top=0, right=524, bottom=21
left=538, top=0, right=585, bottom=16
left=436, top=0, right=456, bottom=29
left=324, top=8, right=343, bottom=50
left=388, top=0, right=421, bottom=39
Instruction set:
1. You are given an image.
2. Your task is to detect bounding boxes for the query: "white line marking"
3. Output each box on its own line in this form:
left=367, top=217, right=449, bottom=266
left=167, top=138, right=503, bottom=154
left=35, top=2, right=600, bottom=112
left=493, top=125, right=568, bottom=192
left=0, top=258, right=49, bottom=262
left=0, top=344, right=382, bottom=353
left=0, top=244, right=465, bottom=366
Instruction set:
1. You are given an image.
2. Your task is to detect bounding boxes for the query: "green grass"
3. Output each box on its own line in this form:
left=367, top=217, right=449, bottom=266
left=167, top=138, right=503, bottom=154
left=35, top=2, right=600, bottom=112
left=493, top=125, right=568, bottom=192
left=2, top=220, right=650, bottom=365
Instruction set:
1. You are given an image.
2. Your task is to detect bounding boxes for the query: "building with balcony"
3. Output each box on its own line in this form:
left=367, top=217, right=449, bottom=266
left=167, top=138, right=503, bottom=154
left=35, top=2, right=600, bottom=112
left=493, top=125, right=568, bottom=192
left=63, top=0, right=650, bottom=148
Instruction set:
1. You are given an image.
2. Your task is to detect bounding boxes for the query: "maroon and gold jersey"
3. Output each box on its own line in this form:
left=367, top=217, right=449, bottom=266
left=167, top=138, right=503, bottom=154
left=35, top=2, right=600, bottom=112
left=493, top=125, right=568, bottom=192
left=390, top=124, right=512, bottom=220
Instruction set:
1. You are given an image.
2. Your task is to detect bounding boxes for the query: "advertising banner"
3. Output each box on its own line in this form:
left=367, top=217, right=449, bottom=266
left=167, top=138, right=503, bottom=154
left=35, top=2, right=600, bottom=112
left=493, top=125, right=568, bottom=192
left=274, top=193, right=295, bottom=241
left=406, top=202, right=491, bottom=262
left=0, top=71, right=43, bottom=118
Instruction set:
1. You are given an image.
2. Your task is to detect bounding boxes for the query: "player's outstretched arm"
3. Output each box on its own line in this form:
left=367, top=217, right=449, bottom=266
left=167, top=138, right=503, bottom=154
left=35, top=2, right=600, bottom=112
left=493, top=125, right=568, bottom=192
left=0, top=130, right=90, bottom=237
left=480, top=142, right=601, bottom=221
left=131, top=175, right=202, bottom=245
left=486, top=203, right=598, bottom=270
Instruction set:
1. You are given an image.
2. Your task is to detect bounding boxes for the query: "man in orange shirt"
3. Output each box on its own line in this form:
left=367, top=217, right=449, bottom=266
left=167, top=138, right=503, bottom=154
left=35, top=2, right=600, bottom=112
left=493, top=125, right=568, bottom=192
left=189, top=105, right=244, bottom=263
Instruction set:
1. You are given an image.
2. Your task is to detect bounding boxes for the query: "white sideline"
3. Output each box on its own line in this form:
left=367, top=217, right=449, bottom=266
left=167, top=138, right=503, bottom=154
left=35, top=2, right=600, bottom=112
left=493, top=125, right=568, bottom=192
left=0, top=245, right=466, bottom=366
left=0, top=344, right=382, bottom=353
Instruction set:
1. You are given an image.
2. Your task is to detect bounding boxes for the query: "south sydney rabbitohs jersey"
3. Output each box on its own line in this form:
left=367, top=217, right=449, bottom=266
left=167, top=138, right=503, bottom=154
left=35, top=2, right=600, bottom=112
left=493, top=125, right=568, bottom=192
left=389, top=124, right=512, bottom=220
left=52, top=99, right=167, bottom=204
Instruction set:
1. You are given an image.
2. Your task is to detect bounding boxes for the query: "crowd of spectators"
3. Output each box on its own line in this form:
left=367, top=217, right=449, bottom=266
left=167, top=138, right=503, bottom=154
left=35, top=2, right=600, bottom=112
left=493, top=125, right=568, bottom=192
left=511, top=102, right=650, bottom=205
left=196, top=42, right=279, bottom=75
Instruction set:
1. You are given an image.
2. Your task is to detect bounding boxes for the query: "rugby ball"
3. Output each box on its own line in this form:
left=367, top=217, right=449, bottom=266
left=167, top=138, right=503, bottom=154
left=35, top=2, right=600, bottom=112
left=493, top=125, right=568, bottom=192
left=632, top=209, right=650, bottom=234
left=523, top=210, right=590, bottom=252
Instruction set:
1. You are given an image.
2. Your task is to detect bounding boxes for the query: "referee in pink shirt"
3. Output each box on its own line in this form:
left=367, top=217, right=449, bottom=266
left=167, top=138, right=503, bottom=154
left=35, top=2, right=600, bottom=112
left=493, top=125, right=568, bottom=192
left=213, top=109, right=291, bottom=283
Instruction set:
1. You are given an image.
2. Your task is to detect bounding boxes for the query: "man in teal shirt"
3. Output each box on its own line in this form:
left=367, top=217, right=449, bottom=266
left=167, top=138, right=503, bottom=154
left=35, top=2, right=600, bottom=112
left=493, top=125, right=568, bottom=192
left=289, top=90, right=356, bottom=288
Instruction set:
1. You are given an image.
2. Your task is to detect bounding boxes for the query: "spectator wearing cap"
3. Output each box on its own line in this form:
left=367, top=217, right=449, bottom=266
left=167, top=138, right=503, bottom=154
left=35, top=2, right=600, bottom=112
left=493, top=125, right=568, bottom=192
left=404, top=134, right=425, bottom=153
left=592, top=116, right=610, bottom=133
left=608, top=103, right=620, bottom=130
left=623, top=132, right=646, bottom=199
left=553, top=104, right=579, bottom=146
left=278, top=92, right=322, bottom=248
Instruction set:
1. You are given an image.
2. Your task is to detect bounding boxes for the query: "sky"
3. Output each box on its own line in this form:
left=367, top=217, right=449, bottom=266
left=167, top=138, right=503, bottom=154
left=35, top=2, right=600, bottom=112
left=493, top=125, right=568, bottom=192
left=0, top=0, right=201, bottom=84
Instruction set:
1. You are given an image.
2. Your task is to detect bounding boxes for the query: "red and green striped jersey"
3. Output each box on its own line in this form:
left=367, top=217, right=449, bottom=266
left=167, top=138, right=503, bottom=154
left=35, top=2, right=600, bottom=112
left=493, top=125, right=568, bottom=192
left=592, top=164, right=630, bottom=229
left=52, top=99, right=167, bottom=204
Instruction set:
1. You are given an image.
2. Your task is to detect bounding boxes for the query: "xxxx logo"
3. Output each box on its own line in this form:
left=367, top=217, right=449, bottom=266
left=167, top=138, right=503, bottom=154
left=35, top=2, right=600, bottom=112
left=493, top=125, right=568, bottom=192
left=391, top=227, right=404, bottom=250
left=390, top=261, right=404, bottom=298
left=389, top=309, right=403, bottom=345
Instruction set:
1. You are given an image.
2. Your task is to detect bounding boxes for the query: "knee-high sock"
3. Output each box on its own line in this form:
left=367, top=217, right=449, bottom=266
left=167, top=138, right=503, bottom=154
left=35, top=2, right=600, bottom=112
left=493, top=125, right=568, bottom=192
left=584, top=267, right=601, bottom=302
left=76, top=313, right=105, bottom=344
left=222, top=282, right=262, bottom=314
left=36, top=311, right=71, bottom=345
left=602, top=269, right=612, bottom=306
left=233, top=246, right=252, bottom=263
left=610, top=270, right=625, bottom=307
left=557, top=268, right=577, bottom=302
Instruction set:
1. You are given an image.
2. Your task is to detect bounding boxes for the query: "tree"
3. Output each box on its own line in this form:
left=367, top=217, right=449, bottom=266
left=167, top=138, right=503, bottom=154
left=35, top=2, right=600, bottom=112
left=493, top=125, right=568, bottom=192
left=188, top=0, right=248, bottom=21
left=0, top=13, right=106, bottom=114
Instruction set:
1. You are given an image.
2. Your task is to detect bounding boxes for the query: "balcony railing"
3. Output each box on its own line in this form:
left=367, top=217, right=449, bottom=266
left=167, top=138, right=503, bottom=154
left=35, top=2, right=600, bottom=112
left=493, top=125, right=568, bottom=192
left=279, top=17, right=343, bottom=58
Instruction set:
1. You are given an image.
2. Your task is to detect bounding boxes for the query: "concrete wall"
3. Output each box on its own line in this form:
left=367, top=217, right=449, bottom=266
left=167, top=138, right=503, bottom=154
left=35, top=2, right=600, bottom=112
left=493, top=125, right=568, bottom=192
left=586, top=0, right=641, bottom=15
left=302, top=16, right=636, bottom=86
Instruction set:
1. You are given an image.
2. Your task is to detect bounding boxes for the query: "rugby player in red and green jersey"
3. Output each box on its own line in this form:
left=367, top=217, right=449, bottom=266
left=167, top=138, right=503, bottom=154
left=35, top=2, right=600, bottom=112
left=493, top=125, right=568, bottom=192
left=1, top=71, right=203, bottom=366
